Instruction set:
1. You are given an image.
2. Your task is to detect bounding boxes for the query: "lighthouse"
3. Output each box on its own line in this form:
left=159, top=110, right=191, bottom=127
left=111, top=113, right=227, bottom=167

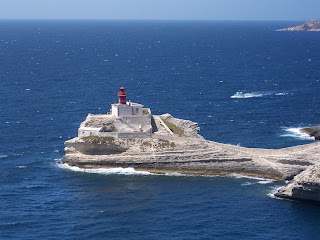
left=118, top=86, right=127, bottom=104
left=78, top=86, right=152, bottom=139
left=111, top=86, right=144, bottom=117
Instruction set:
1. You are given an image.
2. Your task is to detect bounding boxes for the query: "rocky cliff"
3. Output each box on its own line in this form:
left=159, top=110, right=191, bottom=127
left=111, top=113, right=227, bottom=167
left=275, top=163, right=320, bottom=202
left=278, top=20, right=320, bottom=31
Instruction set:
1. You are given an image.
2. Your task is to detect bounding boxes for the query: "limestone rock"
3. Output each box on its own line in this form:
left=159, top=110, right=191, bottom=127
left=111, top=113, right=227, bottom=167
left=63, top=113, right=320, bottom=202
left=160, top=113, right=203, bottom=139
left=275, top=163, right=320, bottom=202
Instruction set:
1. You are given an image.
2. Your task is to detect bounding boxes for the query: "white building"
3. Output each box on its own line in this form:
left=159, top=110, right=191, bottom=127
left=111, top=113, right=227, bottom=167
left=111, top=101, right=144, bottom=117
left=78, top=86, right=152, bottom=139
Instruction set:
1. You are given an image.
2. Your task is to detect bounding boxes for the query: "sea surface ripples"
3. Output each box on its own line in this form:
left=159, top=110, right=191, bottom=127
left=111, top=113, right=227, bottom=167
left=1, top=20, right=320, bottom=239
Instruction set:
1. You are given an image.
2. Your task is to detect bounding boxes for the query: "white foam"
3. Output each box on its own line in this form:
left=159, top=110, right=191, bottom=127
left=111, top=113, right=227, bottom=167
left=231, top=91, right=270, bottom=99
left=275, top=92, right=288, bottom=96
left=228, top=173, right=275, bottom=185
left=228, top=173, right=269, bottom=181
left=16, top=166, right=26, bottom=168
left=56, top=161, right=219, bottom=178
left=240, top=180, right=274, bottom=186
left=257, top=179, right=274, bottom=184
left=267, top=185, right=285, bottom=198
left=280, top=127, right=314, bottom=140
left=57, top=163, right=155, bottom=176
left=0, top=154, right=8, bottom=158
left=231, top=91, right=287, bottom=99
left=241, top=182, right=254, bottom=186
left=165, top=172, right=193, bottom=177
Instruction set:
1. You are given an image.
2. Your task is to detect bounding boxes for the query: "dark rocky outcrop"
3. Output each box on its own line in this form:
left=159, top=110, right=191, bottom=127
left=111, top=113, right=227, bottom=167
left=301, top=126, right=320, bottom=140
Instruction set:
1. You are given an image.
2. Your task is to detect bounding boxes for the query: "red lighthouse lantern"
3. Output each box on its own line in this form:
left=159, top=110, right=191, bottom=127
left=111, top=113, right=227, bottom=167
left=118, top=86, right=127, bottom=104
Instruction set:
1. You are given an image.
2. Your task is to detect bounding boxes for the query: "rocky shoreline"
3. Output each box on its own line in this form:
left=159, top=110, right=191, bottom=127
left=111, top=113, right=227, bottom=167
left=63, top=114, right=320, bottom=203
left=278, top=20, right=320, bottom=31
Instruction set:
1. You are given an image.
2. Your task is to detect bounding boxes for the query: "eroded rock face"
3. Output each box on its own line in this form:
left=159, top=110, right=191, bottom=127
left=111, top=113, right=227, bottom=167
left=278, top=20, right=320, bottom=31
left=160, top=113, right=203, bottom=139
left=64, top=137, right=129, bottom=155
left=275, top=163, right=320, bottom=202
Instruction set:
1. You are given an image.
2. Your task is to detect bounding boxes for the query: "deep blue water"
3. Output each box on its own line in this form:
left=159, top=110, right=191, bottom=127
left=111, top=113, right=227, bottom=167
left=1, top=20, right=320, bottom=239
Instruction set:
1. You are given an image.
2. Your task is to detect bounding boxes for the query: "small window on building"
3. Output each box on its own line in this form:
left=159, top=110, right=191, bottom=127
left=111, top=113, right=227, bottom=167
left=136, top=108, right=138, bottom=113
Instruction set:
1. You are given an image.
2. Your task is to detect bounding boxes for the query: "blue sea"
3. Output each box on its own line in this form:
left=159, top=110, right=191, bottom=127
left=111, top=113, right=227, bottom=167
left=1, top=20, right=320, bottom=239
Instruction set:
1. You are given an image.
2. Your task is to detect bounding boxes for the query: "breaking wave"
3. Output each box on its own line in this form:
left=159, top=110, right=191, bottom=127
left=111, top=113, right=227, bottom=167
left=57, top=162, right=155, bottom=176
left=280, top=127, right=314, bottom=140
left=228, top=173, right=275, bottom=184
left=165, top=172, right=192, bottom=177
left=228, top=173, right=272, bottom=181
left=267, top=185, right=285, bottom=198
left=57, top=162, right=211, bottom=178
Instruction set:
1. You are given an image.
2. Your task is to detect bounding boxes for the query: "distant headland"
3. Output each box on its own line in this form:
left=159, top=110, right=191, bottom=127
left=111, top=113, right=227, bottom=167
left=278, top=20, right=320, bottom=31
left=63, top=86, right=320, bottom=203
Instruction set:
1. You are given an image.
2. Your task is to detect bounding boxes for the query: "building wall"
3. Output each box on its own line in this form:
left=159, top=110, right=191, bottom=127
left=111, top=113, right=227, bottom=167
left=116, top=115, right=152, bottom=132
left=119, top=105, right=133, bottom=116
left=111, top=104, right=133, bottom=117
left=111, top=103, right=144, bottom=117
left=115, top=118, right=136, bottom=132
left=78, top=127, right=101, bottom=137
left=111, top=105, right=119, bottom=117
left=132, top=106, right=142, bottom=115
left=78, top=127, right=152, bottom=138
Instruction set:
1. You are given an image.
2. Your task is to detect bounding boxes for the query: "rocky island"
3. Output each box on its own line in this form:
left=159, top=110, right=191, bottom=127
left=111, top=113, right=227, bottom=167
left=278, top=20, right=320, bottom=31
left=63, top=87, right=320, bottom=203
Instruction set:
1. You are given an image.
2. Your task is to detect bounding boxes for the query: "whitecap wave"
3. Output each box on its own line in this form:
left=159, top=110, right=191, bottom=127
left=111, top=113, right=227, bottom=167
left=0, top=154, right=8, bottom=158
left=57, top=162, right=155, bottom=176
left=231, top=91, right=271, bottom=99
left=280, top=127, right=314, bottom=140
left=231, top=91, right=287, bottom=99
left=16, top=166, right=26, bottom=168
left=275, top=92, right=288, bottom=96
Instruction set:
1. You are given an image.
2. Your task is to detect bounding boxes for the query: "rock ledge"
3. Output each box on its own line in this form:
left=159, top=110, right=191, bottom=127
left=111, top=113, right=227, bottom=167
left=63, top=114, right=320, bottom=203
